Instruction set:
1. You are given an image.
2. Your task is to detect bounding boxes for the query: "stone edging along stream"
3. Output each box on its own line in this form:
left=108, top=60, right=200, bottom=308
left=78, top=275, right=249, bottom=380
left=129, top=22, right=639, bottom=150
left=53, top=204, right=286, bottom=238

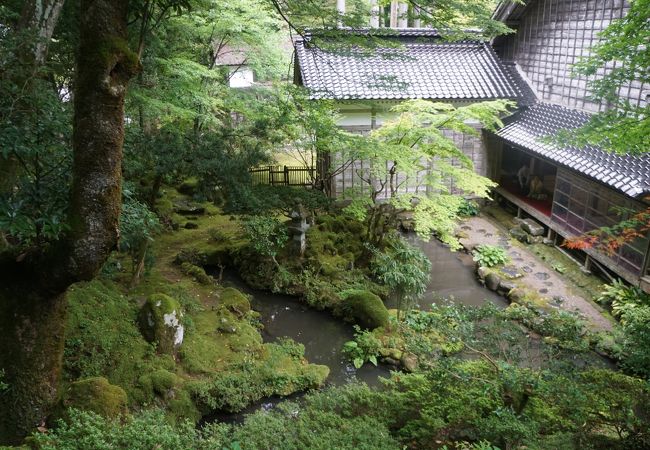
left=454, top=215, right=618, bottom=355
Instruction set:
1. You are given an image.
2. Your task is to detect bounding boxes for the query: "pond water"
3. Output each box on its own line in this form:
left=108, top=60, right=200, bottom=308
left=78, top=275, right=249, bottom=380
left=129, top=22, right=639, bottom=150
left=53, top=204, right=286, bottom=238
left=406, top=235, right=508, bottom=309
left=206, top=237, right=507, bottom=423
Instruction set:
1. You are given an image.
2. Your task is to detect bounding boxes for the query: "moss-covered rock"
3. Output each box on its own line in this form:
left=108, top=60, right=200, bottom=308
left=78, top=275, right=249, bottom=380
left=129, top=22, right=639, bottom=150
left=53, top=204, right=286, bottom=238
left=342, top=290, right=389, bottom=329
left=138, top=294, right=185, bottom=355
left=220, top=288, right=251, bottom=317
left=60, top=377, right=128, bottom=419
left=180, top=262, right=214, bottom=285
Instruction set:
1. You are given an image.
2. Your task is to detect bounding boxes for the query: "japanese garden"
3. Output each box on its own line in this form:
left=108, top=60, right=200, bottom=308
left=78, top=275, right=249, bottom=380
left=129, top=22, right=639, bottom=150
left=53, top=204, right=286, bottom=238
left=1, top=0, right=649, bottom=449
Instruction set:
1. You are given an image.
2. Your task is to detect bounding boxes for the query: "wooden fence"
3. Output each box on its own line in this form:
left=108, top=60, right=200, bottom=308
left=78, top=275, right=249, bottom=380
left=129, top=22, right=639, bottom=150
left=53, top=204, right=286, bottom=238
left=249, top=165, right=315, bottom=187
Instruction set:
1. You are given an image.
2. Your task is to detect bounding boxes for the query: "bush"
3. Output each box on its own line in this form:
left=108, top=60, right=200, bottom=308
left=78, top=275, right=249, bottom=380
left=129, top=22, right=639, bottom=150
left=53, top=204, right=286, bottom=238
left=242, top=215, right=288, bottom=266
left=458, top=199, right=480, bottom=217
left=34, top=409, right=226, bottom=450
left=343, top=326, right=382, bottom=369
left=370, top=238, right=430, bottom=318
left=473, top=244, right=509, bottom=267
left=597, top=279, right=650, bottom=318
left=341, top=290, right=389, bottom=329
left=618, top=304, right=650, bottom=378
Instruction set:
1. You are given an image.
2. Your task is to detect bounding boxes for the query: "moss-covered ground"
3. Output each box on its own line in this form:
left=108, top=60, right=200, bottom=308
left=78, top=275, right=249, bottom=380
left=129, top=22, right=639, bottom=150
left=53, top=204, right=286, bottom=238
left=61, top=187, right=328, bottom=424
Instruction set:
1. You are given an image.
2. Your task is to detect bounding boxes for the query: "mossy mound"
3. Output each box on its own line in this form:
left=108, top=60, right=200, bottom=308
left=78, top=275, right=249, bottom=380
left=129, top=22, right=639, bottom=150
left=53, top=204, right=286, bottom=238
left=138, top=294, right=184, bottom=355
left=220, top=287, right=251, bottom=316
left=59, top=377, right=128, bottom=419
left=180, top=262, right=214, bottom=285
left=342, top=290, right=389, bottom=329
left=186, top=340, right=330, bottom=413
left=179, top=304, right=263, bottom=375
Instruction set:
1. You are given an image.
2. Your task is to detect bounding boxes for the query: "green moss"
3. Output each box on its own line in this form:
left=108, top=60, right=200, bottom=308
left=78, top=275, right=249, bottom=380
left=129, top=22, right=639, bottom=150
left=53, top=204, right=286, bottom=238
left=64, top=280, right=175, bottom=407
left=187, top=340, right=329, bottom=413
left=178, top=306, right=263, bottom=375
left=219, top=288, right=251, bottom=316
left=180, top=262, right=214, bottom=285
left=138, top=294, right=184, bottom=355
left=342, top=290, right=389, bottom=329
left=177, top=178, right=199, bottom=196
left=167, top=387, right=201, bottom=423
left=60, top=377, right=128, bottom=419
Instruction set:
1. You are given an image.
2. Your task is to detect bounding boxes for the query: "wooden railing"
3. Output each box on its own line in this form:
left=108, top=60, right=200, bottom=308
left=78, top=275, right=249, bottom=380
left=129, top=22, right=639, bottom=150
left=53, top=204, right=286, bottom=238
left=249, top=165, right=315, bottom=187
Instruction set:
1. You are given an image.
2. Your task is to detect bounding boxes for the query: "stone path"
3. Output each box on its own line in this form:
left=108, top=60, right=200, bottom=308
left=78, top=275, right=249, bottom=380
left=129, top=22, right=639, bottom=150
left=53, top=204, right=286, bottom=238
left=458, top=215, right=612, bottom=331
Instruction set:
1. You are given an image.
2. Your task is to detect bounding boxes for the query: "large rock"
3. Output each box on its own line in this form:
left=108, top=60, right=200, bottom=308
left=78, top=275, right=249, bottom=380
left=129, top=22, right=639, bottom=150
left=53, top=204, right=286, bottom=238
left=498, top=280, right=517, bottom=293
left=60, top=377, right=128, bottom=419
left=139, top=294, right=185, bottom=354
left=508, top=288, right=527, bottom=303
left=342, top=290, right=389, bottom=329
left=219, top=287, right=251, bottom=317
left=485, top=272, right=501, bottom=291
left=509, top=227, right=528, bottom=243
left=401, top=353, right=418, bottom=372
left=521, top=218, right=544, bottom=236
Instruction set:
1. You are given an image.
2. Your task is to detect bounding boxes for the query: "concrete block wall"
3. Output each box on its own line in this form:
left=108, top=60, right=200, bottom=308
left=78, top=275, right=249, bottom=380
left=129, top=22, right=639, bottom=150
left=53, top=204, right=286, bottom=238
left=497, top=0, right=647, bottom=113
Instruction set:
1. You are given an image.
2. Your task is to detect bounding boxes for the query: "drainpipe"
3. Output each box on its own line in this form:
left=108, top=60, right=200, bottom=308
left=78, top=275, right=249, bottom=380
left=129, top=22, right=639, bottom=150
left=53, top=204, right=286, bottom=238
left=370, top=0, right=380, bottom=27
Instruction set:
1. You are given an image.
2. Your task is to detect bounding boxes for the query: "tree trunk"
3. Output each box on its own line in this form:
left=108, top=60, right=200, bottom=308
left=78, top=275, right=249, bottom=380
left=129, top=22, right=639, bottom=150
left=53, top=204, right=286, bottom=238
left=0, top=289, right=67, bottom=443
left=0, top=0, right=66, bottom=200
left=19, top=0, right=66, bottom=66
left=0, top=0, right=138, bottom=443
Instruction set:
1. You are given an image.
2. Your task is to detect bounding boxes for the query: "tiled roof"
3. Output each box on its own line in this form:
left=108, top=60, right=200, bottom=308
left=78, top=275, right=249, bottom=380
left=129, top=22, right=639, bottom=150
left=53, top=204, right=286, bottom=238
left=294, top=29, right=525, bottom=101
left=496, top=103, right=650, bottom=198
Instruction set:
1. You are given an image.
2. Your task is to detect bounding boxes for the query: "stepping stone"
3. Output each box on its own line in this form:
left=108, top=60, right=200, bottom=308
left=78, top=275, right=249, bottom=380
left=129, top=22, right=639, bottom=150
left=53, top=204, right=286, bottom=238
left=502, top=266, right=523, bottom=279
left=544, top=281, right=554, bottom=286
left=522, top=266, right=533, bottom=273
left=477, top=228, right=486, bottom=233
left=534, top=272, right=550, bottom=280
left=510, top=251, right=521, bottom=257
left=485, top=233, right=493, bottom=237
left=461, top=225, right=472, bottom=230
left=539, top=288, right=549, bottom=294
left=514, top=257, right=524, bottom=262
left=521, top=218, right=545, bottom=236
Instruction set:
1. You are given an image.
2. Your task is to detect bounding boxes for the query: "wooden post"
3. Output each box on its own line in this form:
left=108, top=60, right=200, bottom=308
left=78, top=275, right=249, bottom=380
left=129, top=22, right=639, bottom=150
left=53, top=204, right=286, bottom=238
left=284, top=165, right=289, bottom=186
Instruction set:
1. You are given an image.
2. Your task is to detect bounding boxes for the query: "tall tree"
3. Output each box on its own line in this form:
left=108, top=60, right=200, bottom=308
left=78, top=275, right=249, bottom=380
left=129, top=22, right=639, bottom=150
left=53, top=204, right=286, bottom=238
left=0, top=0, right=139, bottom=442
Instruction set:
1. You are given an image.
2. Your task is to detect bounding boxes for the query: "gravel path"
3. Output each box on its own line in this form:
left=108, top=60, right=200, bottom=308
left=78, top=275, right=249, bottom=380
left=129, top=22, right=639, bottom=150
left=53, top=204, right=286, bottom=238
left=458, top=215, right=612, bottom=331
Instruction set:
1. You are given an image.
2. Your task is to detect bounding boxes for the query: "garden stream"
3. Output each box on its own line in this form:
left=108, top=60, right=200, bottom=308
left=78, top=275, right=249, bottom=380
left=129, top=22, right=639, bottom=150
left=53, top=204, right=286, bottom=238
left=205, top=237, right=507, bottom=424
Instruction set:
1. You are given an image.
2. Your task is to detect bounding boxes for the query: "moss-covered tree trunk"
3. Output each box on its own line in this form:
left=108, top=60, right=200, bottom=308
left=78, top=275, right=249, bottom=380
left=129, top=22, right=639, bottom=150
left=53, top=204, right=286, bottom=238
left=0, top=289, right=67, bottom=441
left=0, top=0, right=138, bottom=444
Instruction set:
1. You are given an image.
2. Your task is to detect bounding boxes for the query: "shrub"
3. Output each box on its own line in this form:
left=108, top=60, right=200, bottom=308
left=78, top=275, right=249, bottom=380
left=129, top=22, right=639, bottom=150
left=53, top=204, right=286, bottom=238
left=370, top=238, right=430, bottom=319
left=242, top=215, right=288, bottom=266
left=618, top=304, right=650, bottom=378
left=341, top=290, right=389, bottom=329
left=343, top=326, right=382, bottom=369
left=457, top=199, right=480, bottom=217
left=473, top=244, right=509, bottom=267
left=597, top=279, right=650, bottom=318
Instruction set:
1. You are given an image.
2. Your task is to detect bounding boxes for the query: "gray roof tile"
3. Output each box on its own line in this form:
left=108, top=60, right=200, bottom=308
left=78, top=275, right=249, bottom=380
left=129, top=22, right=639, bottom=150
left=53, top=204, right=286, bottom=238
left=295, top=29, right=525, bottom=101
left=496, top=103, right=650, bottom=198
